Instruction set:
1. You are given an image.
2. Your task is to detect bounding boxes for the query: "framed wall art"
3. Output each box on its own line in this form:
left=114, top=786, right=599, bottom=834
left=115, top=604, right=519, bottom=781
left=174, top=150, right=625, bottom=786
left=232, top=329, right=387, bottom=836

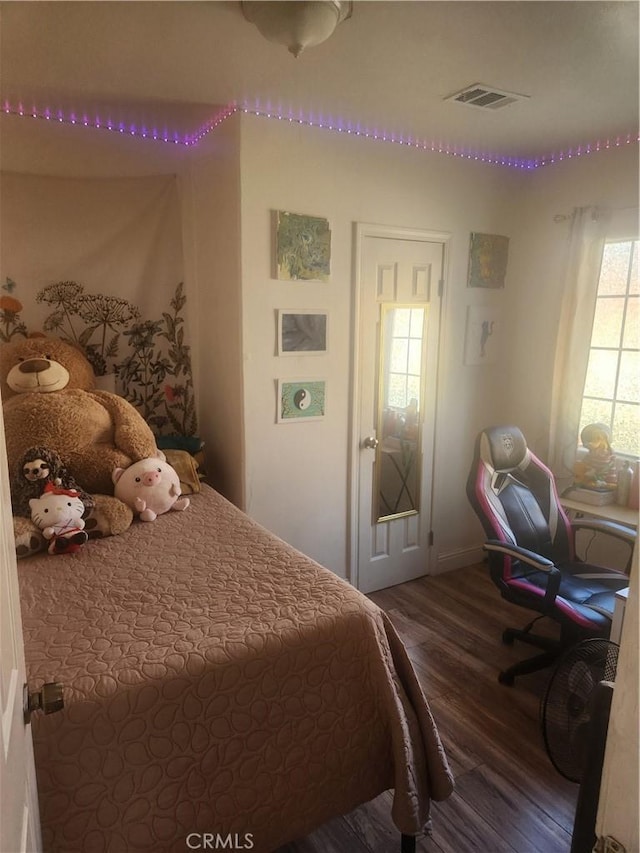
left=467, top=232, right=509, bottom=289
left=464, top=305, right=503, bottom=365
left=275, top=211, right=331, bottom=281
left=277, top=310, right=328, bottom=356
left=277, top=379, right=327, bottom=422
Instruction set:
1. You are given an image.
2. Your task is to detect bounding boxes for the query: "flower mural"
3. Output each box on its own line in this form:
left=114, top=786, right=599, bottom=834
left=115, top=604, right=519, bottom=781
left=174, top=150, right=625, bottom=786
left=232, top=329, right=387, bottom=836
left=0, top=280, right=28, bottom=341
left=119, top=284, right=197, bottom=436
left=37, top=281, right=140, bottom=376
left=1, top=277, right=197, bottom=437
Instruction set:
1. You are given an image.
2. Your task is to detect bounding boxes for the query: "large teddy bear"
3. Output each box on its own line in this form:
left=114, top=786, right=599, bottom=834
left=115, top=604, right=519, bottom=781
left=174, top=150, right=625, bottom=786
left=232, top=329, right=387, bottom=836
left=1, top=336, right=159, bottom=557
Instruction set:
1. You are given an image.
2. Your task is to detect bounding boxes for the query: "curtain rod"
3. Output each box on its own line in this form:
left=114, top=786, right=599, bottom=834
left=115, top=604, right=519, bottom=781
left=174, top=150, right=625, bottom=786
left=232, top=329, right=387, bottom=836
left=554, top=204, right=639, bottom=223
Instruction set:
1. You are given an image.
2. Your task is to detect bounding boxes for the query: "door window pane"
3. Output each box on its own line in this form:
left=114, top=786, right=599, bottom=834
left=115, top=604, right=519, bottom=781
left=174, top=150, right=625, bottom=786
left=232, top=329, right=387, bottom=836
left=390, top=339, right=408, bottom=373
left=393, top=309, right=410, bottom=336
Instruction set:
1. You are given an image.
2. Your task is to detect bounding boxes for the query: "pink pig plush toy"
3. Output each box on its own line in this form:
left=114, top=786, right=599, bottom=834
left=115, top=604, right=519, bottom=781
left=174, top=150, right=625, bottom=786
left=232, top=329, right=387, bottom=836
left=112, top=457, right=190, bottom=522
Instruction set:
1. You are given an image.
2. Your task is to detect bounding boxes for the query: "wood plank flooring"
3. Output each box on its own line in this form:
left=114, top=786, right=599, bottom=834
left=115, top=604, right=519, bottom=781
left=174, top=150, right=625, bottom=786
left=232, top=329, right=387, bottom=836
left=277, top=563, right=578, bottom=853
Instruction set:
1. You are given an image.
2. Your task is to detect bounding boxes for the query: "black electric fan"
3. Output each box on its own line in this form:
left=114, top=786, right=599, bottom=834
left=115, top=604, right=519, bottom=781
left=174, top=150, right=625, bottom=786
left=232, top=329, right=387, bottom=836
left=540, top=638, right=619, bottom=784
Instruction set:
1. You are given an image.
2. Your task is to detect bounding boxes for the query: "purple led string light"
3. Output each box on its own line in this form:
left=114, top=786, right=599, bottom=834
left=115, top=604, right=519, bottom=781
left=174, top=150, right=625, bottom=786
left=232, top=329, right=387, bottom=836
left=3, top=100, right=194, bottom=146
left=3, top=99, right=638, bottom=168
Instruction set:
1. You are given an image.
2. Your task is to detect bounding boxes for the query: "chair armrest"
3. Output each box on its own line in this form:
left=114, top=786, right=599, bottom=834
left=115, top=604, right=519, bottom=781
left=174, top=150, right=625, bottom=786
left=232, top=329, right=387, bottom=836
left=484, top=540, right=561, bottom=608
left=570, top=518, right=637, bottom=546
left=484, top=540, right=555, bottom=571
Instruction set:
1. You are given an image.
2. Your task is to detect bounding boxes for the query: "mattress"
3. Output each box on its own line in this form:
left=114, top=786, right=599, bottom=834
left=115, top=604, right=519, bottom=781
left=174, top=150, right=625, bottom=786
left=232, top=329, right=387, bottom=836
left=18, top=485, right=453, bottom=852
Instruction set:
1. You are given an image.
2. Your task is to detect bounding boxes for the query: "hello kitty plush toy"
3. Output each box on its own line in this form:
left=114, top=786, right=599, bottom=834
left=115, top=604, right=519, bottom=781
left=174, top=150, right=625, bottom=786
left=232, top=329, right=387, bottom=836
left=29, top=483, right=89, bottom=555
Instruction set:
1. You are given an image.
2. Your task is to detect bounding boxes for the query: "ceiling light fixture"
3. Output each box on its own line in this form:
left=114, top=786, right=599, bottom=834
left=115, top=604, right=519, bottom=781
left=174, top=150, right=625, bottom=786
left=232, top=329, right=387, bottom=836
left=241, top=1, right=352, bottom=58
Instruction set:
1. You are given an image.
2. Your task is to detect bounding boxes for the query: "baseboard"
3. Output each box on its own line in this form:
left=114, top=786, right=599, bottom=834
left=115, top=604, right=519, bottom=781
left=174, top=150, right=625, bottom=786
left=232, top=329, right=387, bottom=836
left=433, top=544, right=485, bottom=575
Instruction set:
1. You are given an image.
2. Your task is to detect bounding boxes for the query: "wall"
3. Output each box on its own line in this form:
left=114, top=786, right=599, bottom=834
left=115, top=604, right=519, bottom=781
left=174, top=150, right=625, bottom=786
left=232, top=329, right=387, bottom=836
left=2, top=112, right=636, bottom=581
left=179, top=119, right=245, bottom=508
left=0, top=113, right=192, bottom=178
left=238, top=114, right=524, bottom=578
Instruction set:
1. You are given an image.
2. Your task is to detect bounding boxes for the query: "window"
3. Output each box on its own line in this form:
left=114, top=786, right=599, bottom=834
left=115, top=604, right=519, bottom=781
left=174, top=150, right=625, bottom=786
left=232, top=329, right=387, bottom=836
left=579, top=240, right=639, bottom=456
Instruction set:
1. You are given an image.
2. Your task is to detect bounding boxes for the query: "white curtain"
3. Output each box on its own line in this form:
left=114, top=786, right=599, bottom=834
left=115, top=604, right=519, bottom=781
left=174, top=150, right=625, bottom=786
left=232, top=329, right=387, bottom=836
left=548, top=205, right=609, bottom=486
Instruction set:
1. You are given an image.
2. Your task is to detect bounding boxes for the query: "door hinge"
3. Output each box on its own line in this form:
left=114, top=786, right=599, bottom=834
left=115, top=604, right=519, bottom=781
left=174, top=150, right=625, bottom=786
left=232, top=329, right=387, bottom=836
left=428, top=530, right=434, bottom=546
left=438, top=279, right=444, bottom=297
left=24, top=681, right=64, bottom=724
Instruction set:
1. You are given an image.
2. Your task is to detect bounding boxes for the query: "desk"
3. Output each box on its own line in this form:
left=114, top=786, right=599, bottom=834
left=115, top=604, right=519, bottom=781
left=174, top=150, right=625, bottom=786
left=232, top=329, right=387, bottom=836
left=560, top=497, right=637, bottom=574
left=560, top=497, right=638, bottom=529
left=610, top=587, right=629, bottom=644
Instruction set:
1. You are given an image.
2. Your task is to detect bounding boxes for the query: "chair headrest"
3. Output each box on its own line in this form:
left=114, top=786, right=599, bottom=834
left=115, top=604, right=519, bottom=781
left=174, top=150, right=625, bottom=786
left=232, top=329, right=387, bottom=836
left=479, top=426, right=528, bottom=472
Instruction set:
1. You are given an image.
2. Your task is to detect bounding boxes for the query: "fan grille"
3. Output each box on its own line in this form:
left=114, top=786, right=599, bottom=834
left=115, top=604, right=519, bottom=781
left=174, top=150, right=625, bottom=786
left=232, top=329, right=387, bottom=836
left=541, top=639, right=618, bottom=783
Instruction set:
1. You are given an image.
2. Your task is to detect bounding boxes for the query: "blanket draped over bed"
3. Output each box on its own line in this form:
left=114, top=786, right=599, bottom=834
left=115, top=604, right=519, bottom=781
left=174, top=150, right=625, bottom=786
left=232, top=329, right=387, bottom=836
left=18, top=485, right=453, bottom=853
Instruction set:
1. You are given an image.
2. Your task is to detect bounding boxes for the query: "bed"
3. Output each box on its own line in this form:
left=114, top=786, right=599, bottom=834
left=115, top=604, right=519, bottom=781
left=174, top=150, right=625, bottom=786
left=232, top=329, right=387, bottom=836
left=18, top=484, right=454, bottom=853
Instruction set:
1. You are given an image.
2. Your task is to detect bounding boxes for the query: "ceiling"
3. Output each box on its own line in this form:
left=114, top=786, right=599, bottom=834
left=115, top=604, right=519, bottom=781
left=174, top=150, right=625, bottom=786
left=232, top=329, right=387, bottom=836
left=0, top=1, right=638, bottom=161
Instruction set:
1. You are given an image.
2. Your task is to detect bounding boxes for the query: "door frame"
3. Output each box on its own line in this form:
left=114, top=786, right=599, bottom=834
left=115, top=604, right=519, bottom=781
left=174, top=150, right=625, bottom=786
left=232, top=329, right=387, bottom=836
left=348, top=222, right=451, bottom=590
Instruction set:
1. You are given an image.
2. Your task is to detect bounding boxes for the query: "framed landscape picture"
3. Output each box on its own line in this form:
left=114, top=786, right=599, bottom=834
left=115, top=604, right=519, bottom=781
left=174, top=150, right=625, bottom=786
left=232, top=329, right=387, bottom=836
left=277, top=379, right=327, bottom=422
left=275, top=211, right=331, bottom=281
left=277, top=310, right=328, bottom=356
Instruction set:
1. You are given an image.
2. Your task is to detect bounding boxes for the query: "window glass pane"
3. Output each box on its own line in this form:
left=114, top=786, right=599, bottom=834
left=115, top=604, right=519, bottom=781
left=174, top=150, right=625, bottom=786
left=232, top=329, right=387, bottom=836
left=630, top=242, right=639, bottom=295
left=390, top=338, right=408, bottom=373
left=580, top=399, right=612, bottom=435
left=622, top=296, right=639, bottom=349
left=409, top=309, right=424, bottom=339
left=598, top=242, right=632, bottom=296
left=408, top=339, right=422, bottom=375
left=612, top=403, right=640, bottom=456
left=388, top=374, right=407, bottom=408
left=591, top=297, right=624, bottom=348
left=393, top=309, right=410, bottom=337
left=584, top=349, right=618, bottom=398
left=617, top=351, right=640, bottom=403
left=407, top=374, right=421, bottom=404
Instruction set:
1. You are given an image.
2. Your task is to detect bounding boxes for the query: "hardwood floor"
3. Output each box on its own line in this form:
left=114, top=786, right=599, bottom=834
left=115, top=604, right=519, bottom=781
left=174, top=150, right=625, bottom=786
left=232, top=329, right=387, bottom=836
left=278, top=563, right=578, bottom=853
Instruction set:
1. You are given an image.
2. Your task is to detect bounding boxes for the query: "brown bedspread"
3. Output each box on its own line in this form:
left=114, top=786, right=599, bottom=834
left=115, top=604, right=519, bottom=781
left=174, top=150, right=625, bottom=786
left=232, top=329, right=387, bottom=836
left=18, top=485, right=453, bottom=852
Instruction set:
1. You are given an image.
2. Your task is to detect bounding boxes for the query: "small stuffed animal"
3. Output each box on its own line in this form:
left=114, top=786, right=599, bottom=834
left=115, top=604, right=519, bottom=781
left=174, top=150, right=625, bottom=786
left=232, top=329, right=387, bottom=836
left=112, top=457, right=190, bottom=522
left=29, top=484, right=89, bottom=555
left=11, top=446, right=95, bottom=519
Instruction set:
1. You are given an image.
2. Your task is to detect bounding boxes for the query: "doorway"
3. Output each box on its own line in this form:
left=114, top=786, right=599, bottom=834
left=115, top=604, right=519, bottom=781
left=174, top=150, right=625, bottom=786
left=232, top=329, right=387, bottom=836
left=350, top=224, right=448, bottom=594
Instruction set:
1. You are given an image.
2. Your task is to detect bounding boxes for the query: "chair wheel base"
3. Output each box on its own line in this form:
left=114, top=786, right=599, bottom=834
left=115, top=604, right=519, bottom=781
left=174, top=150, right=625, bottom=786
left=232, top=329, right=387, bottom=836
left=502, top=629, right=516, bottom=646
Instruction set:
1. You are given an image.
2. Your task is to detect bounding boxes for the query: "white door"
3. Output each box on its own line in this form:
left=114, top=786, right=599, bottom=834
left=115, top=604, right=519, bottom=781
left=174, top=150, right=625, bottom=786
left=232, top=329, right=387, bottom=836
left=0, top=399, right=42, bottom=853
left=352, top=225, right=447, bottom=594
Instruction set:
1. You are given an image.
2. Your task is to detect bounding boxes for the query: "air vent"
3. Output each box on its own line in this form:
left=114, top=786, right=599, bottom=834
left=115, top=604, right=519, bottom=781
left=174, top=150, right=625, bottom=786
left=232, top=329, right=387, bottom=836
left=445, top=84, right=529, bottom=110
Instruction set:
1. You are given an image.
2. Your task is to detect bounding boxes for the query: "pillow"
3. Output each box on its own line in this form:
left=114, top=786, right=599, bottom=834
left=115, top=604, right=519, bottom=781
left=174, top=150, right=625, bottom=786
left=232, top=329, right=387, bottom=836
left=162, top=449, right=202, bottom=494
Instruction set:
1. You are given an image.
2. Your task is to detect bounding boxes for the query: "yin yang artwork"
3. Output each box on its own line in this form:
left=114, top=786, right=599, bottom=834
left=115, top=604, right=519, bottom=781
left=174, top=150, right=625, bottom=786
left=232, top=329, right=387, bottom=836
left=294, top=388, right=311, bottom=409
left=277, top=380, right=326, bottom=422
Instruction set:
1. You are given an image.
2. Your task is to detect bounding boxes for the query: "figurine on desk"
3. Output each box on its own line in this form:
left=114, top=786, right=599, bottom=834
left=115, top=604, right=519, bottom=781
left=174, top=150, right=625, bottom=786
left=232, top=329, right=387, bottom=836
left=573, top=423, right=618, bottom=492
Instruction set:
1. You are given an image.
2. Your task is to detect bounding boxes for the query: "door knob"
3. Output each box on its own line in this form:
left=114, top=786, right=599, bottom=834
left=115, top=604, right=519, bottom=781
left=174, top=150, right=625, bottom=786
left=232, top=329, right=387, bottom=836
left=363, top=436, right=379, bottom=450
left=24, top=682, right=64, bottom=724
